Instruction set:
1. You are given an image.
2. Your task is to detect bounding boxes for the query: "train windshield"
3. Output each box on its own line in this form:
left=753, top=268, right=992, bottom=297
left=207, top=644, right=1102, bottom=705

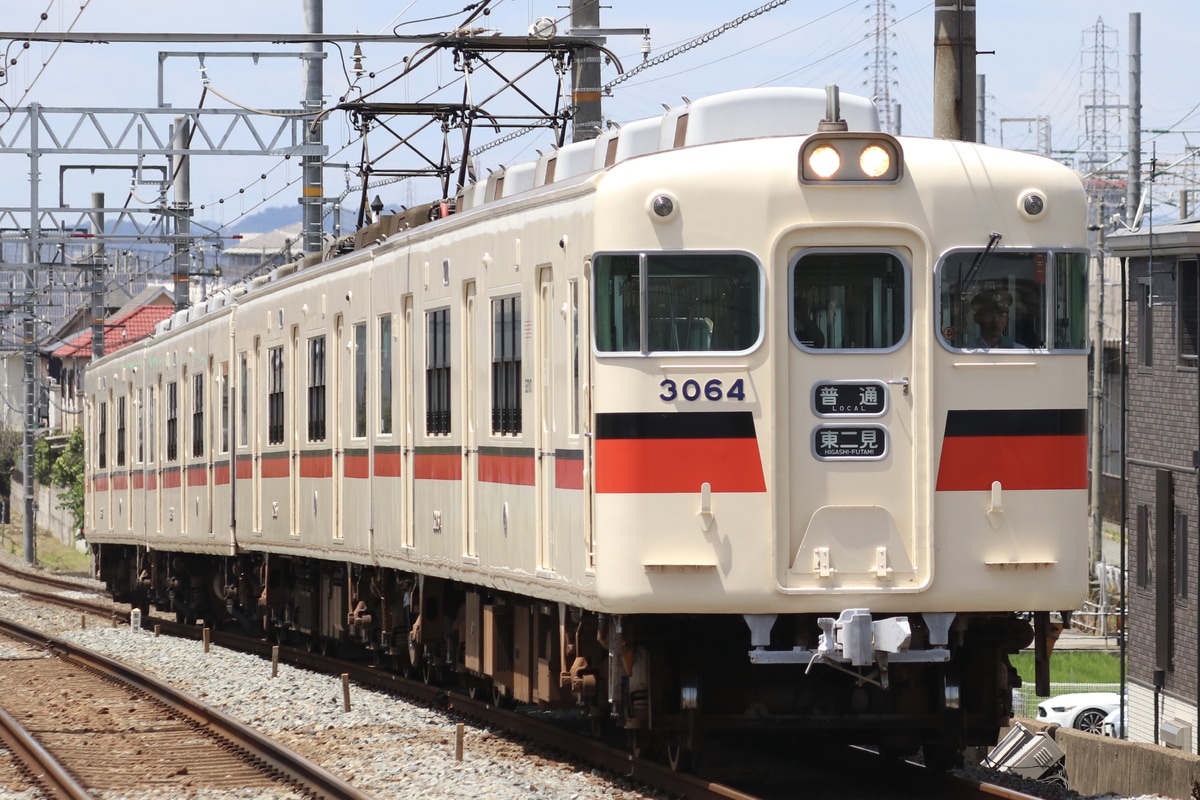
left=790, top=250, right=907, bottom=350
left=593, top=252, right=761, bottom=354
left=938, top=249, right=1088, bottom=351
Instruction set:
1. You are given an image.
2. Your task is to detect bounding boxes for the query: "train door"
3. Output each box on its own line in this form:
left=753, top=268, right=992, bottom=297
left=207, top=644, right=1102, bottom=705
left=571, top=272, right=596, bottom=570
left=333, top=314, right=344, bottom=540
left=785, top=247, right=922, bottom=591
left=290, top=325, right=300, bottom=535
left=402, top=295, right=415, bottom=549
left=536, top=266, right=554, bottom=571
left=252, top=338, right=262, bottom=534
left=463, top=281, right=478, bottom=557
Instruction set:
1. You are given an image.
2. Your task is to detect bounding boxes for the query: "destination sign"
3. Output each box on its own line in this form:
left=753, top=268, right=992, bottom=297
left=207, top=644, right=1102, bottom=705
left=812, top=425, right=888, bottom=461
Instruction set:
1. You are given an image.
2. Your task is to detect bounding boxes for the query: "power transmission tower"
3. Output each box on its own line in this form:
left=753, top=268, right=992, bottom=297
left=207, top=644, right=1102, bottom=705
left=1079, top=16, right=1126, bottom=228
left=865, top=0, right=897, bottom=134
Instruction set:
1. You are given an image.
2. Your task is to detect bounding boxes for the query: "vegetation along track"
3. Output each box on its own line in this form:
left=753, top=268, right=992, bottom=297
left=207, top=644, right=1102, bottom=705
left=0, top=616, right=374, bottom=799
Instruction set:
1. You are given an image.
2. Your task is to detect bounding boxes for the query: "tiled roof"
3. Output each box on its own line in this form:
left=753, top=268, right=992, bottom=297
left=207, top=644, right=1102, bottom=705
left=51, top=304, right=174, bottom=359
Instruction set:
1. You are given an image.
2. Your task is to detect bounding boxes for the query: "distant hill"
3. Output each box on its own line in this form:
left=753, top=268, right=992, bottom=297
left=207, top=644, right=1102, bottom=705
left=215, top=205, right=357, bottom=236
left=106, top=205, right=355, bottom=239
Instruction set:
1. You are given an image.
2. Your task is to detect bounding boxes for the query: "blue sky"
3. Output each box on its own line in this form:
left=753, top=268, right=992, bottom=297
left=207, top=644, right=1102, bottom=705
left=0, top=1, right=1194, bottom=229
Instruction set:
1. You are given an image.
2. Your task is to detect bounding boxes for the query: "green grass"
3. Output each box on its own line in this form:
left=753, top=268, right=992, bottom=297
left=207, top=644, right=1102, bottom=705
left=1010, top=650, right=1122, bottom=685
left=0, top=515, right=90, bottom=575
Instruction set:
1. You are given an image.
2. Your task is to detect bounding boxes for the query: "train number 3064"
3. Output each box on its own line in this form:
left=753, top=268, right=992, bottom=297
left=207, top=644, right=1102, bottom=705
left=659, top=378, right=746, bottom=402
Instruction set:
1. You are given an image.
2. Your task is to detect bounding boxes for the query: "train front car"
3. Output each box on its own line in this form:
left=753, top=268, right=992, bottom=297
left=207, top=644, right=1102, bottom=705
left=587, top=90, right=1089, bottom=764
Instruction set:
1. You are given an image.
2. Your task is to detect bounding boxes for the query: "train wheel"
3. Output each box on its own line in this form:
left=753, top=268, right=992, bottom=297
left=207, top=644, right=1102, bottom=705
left=627, top=730, right=654, bottom=760
left=422, top=660, right=437, bottom=685
left=664, top=730, right=694, bottom=773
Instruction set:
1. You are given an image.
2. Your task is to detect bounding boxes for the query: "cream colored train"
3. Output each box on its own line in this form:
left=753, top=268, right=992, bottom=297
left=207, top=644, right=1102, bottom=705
left=85, top=86, right=1090, bottom=768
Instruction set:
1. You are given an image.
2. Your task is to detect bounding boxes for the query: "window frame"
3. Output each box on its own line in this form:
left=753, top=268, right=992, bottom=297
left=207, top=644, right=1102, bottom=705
left=166, top=381, right=178, bottom=462
left=789, top=247, right=910, bottom=354
left=191, top=372, right=205, bottom=458
left=491, top=294, right=522, bottom=436
left=378, top=314, right=393, bottom=435
left=268, top=346, right=285, bottom=445
left=426, top=307, right=451, bottom=436
left=592, top=249, right=765, bottom=357
left=353, top=322, right=368, bottom=439
left=307, top=335, right=327, bottom=442
left=934, top=247, right=1090, bottom=354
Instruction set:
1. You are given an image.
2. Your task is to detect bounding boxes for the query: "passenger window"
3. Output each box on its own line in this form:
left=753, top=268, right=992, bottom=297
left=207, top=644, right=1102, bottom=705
left=594, top=252, right=760, bottom=353
left=791, top=251, right=906, bottom=350
left=938, top=250, right=1088, bottom=351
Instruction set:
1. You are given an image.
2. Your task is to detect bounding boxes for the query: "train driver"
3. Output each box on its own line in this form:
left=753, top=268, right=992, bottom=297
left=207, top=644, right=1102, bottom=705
left=966, top=288, right=1019, bottom=349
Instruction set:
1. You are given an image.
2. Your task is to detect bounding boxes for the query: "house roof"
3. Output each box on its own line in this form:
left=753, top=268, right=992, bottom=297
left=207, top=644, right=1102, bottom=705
left=52, top=304, right=174, bottom=359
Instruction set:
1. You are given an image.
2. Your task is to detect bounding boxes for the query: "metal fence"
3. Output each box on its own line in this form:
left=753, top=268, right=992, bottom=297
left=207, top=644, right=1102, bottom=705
left=1012, top=682, right=1121, bottom=719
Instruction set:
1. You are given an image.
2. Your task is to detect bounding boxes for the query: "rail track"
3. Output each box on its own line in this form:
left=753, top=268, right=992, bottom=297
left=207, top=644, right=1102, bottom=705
left=0, top=559, right=1049, bottom=800
left=0, top=616, right=374, bottom=799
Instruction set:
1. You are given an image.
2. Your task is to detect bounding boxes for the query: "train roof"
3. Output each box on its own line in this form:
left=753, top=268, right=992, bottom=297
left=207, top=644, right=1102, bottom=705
left=152, top=87, right=882, bottom=339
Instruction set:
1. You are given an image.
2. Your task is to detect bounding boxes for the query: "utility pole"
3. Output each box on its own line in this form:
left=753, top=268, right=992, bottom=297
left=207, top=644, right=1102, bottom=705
left=171, top=117, right=191, bottom=312
left=90, top=191, right=105, bottom=360
left=302, top=0, right=324, bottom=254
left=1090, top=204, right=1106, bottom=579
left=1127, top=13, right=1142, bottom=226
left=571, top=0, right=602, bottom=142
left=933, top=0, right=976, bottom=141
left=21, top=105, right=40, bottom=565
left=977, top=74, right=986, bottom=143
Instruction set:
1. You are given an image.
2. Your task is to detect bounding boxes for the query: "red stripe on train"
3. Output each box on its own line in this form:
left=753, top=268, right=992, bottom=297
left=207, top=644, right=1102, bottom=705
left=187, top=465, right=207, bottom=487
left=214, top=464, right=230, bottom=486
left=344, top=453, right=370, bottom=479
left=415, top=453, right=462, bottom=481
left=595, top=438, right=766, bottom=493
left=478, top=453, right=535, bottom=486
left=374, top=452, right=402, bottom=477
left=935, top=434, right=1087, bottom=491
left=300, top=454, right=333, bottom=479
left=555, top=457, right=584, bottom=490
left=261, top=457, right=289, bottom=479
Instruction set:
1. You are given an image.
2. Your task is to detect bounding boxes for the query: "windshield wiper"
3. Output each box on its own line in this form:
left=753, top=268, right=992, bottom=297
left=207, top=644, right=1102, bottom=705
left=960, top=231, right=1003, bottom=300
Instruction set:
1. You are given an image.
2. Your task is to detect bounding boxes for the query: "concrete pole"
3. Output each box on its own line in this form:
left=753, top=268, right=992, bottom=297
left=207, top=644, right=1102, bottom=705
left=90, top=191, right=105, bottom=360
left=23, top=104, right=40, bottom=564
left=1127, top=13, right=1141, bottom=226
left=171, top=117, right=191, bottom=312
left=570, top=0, right=602, bottom=143
left=933, top=0, right=976, bottom=141
left=976, top=74, right=986, bottom=144
left=1091, top=206, right=1107, bottom=582
left=302, top=0, right=324, bottom=254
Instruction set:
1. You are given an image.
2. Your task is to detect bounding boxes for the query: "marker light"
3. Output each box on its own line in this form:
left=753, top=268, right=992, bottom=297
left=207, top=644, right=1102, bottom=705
left=859, top=145, right=891, bottom=178
left=808, top=146, right=841, bottom=179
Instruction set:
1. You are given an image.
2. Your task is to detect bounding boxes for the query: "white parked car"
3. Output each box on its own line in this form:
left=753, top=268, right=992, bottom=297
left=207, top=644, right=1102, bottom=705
left=1102, top=706, right=1125, bottom=737
left=1036, top=692, right=1121, bottom=734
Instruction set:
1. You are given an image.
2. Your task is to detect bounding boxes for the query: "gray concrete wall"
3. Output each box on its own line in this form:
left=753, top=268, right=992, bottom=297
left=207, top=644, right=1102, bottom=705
left=10, top=480, right=77, bottom=546
left=1019, top=719, right=1200, bottom=798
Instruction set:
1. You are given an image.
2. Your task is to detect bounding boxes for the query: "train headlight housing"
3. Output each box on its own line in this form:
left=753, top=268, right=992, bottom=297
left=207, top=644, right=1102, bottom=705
left=800, top=132, right=903, bottom=184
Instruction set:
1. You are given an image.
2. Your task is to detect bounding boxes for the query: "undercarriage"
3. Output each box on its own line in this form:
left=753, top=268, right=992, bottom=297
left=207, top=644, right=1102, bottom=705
left=93, top=542, right=1031, bottom=770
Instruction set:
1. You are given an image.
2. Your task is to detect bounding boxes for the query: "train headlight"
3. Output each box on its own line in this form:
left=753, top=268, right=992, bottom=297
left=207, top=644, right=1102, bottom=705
left=859, top=144, right=891, bottom=177
left=799, top=132, right=903, bottom=184
left=807, top=146, right=841, bottom=179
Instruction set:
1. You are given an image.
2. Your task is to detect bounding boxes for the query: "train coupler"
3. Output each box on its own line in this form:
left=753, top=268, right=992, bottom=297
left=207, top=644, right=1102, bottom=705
left=745, top=609, right=953, bottom=689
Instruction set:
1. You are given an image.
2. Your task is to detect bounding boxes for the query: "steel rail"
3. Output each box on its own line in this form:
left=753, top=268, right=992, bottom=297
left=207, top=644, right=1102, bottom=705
left=0, top=703, right=91, bottom=800
left=0, top=617, right=378, bottom=800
